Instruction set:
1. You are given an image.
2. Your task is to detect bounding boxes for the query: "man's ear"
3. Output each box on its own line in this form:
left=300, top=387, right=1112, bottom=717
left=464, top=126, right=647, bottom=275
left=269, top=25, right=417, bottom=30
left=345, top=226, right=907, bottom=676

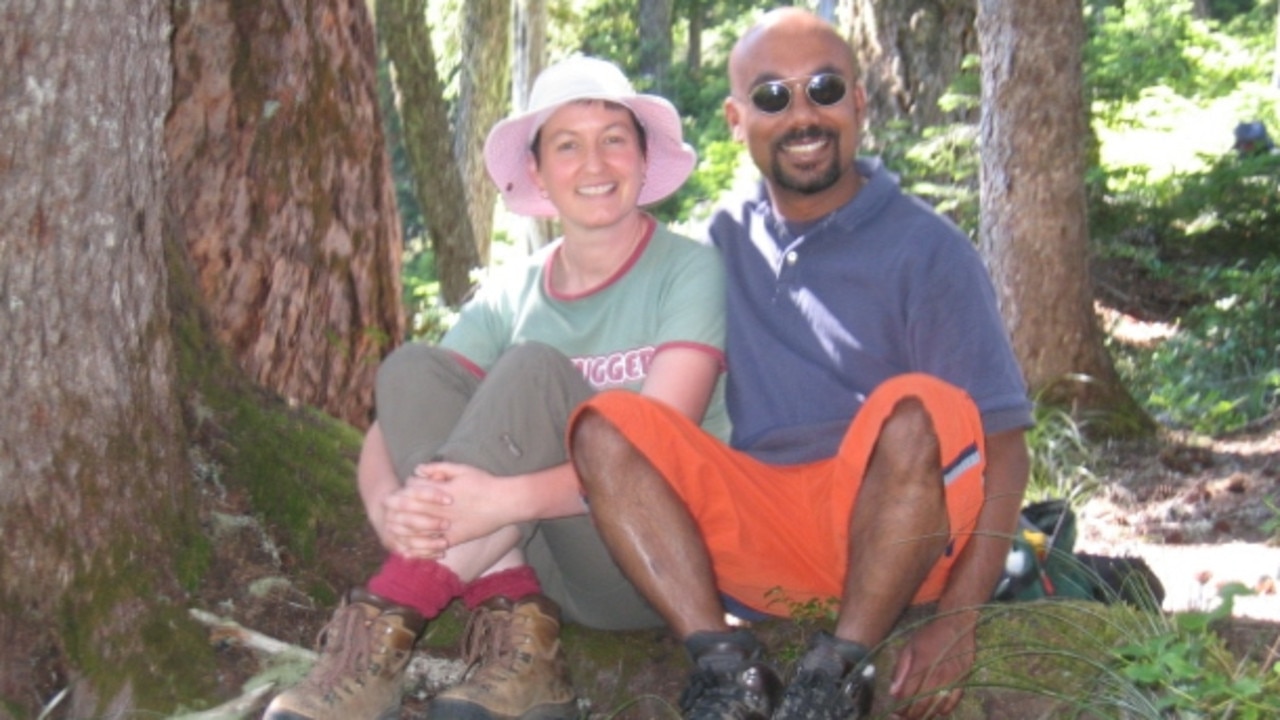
left=724, top=97, right=746, bottom=143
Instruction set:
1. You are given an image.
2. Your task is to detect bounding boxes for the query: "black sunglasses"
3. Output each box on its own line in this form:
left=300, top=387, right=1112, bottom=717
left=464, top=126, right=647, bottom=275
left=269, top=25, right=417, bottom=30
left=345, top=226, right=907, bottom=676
left=748, top=73, right=848, bottom=115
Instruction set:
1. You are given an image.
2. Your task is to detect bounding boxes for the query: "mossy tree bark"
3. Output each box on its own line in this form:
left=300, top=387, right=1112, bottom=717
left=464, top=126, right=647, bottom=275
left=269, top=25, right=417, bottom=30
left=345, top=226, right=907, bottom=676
left=379, top=0, right=483, bottom=306
left=167, top=0, right=405, bottom=429
left=844, top=0, right=978, bottom=134
left=456, top=0, right=511, bottom=268
left=977, top=0, right=1152, bottom=434
left=0, top=1, right=218, bottom=715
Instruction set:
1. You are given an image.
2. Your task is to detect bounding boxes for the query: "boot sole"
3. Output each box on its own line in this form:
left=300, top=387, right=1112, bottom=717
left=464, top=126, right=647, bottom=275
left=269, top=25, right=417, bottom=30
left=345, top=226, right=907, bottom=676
left=425, top=697, right=580, bottom=720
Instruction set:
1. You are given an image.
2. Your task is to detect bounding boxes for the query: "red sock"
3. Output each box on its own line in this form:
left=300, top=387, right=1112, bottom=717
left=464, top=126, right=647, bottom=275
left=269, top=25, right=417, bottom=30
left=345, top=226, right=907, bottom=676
left=461, top=565, right=542, bottom=610
left=367, top=554, right=464, bottom=618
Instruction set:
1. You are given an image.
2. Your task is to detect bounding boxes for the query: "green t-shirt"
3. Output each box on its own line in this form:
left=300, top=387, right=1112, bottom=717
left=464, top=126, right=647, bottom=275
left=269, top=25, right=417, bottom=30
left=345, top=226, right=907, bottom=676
left=441, top=220, right=730, bottom=441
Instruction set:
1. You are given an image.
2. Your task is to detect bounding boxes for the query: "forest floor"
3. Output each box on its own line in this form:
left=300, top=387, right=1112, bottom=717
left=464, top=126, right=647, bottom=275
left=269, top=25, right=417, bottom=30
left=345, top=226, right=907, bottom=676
left=182, top=268, right=1280, bottom=718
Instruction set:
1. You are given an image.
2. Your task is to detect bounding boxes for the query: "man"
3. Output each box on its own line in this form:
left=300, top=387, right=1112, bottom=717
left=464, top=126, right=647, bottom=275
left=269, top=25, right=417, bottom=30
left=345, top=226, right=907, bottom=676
left=568, top=8, right=1033, bottom=720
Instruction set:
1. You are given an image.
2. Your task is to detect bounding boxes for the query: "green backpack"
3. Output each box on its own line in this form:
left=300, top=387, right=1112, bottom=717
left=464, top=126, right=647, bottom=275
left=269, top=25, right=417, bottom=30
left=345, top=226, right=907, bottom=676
left=992, top=499, right=1165, bottom=610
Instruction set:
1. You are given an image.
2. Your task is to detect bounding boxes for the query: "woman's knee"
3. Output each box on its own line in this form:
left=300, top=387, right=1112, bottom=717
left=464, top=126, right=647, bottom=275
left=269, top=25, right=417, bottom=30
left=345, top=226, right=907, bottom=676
left=376, top=343, right=453, bottom=396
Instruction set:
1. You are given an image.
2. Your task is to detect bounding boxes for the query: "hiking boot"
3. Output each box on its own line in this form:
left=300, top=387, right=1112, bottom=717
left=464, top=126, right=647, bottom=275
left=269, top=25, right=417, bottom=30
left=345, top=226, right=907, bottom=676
left=262, top=587, right=425, bottom=720
left=774, top=631, right=875, bottom=720
left=426, top=594, right=577, bottom=719
left=678, top=630, right=782, bottom=720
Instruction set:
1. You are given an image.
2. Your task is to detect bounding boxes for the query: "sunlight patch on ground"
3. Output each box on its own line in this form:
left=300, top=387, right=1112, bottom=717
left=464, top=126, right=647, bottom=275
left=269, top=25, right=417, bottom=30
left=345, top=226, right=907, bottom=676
left=1097, top=94, right=1244, bottom=180
left=1096, top=302, right=1178, bottom=346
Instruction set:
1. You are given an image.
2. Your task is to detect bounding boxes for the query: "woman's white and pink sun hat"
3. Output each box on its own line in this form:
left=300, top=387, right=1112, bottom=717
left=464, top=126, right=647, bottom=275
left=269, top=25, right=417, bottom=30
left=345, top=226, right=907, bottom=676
left=483, top=55, right=697, bottom=218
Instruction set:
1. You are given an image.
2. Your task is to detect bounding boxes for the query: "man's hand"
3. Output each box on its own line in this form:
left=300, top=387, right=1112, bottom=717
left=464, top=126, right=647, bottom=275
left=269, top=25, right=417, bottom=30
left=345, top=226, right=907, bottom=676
left=889, top=609, right=977, bottom=719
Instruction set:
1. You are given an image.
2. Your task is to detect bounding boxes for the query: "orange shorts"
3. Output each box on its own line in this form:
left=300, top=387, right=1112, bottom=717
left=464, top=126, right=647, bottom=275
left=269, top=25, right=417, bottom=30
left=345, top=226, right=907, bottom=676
left=572, top=373, right=987, bottom=617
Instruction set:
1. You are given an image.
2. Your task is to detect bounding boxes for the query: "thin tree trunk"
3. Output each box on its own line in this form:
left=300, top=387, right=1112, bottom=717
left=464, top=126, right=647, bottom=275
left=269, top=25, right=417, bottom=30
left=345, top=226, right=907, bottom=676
left=456, top=0, right=511, bottom=266
left=380, top=0, right=482, bottom=306
left=686, top=0, right=704, bottom=76
left=639, top=0, right=674, bottom=93
left=977, top=0, right=1150, bottom=433
left=168, top=0, right=404, bottom=428
left=513, top=0, right=554, bottom=251
left=0, top=0, right=208, bottom=713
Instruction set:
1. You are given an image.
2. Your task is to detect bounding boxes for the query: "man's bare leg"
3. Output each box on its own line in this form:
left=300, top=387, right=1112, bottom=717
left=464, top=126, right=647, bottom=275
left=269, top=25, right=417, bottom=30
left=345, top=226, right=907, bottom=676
left=571, top=408, right=783, bottom=718
left=836, top=397, right=950, bottom=646
left=569, top=408, right=726, bottom=638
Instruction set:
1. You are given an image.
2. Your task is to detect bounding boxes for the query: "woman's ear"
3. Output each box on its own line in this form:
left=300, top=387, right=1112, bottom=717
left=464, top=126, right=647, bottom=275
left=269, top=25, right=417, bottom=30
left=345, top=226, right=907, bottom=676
left=527, top=154, right=545, bottom=196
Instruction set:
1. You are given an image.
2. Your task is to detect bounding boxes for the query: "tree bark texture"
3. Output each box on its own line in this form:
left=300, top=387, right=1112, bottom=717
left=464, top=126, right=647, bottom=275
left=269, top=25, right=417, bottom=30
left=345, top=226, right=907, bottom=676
left=686, top=0, right=704, bottom=76
left=380, top=0, right=483, bottom=306
left=0, top=0, right=204, bottom=713
left=977, top=0, right=1148, bottom=428
left=843, top=0, right=977, bottom=133
left=167, top=0, right=404, bottom=429
left=513, top=0, right=555, bottom=251
left=456, top=0, right=511, bottom=266
left=639, top=0, right=675, bottom=93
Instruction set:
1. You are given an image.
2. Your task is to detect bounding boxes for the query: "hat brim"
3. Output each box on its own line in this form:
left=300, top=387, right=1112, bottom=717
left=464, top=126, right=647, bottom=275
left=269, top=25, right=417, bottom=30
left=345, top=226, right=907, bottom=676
left=483, top=94, right=697, bottom=218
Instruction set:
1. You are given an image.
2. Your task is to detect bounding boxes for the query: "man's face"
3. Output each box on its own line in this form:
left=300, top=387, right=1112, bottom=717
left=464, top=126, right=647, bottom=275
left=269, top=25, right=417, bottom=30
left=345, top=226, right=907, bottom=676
left=725, top=23, right=865, bottom=212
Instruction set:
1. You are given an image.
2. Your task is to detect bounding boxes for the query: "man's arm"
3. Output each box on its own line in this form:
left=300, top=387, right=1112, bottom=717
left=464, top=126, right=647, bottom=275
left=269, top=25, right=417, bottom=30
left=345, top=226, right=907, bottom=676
left=938, top=427, right=1031, bottom=615
left=889, top=427, right=1030, bottom=718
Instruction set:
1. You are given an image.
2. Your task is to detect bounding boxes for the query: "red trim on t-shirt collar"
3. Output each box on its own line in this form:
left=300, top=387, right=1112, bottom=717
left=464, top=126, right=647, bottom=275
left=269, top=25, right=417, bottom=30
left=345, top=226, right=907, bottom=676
left=544, top=214, right=655, bottom=302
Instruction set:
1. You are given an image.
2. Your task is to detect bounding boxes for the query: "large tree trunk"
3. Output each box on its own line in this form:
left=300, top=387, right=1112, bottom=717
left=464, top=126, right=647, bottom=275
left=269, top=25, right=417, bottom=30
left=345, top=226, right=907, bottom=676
left=977, top=0, right=1150, bottom=433
left=639, top=0, right=675, bottom=93
left=0, top=0, right=213, bottom=714
left=167, top=0, right=404, bottom=430
left=456, top=0, right=511, bottom=266
left=844, top=0, right=977, bottom=134
left=380, top=0, right=482, bottom=307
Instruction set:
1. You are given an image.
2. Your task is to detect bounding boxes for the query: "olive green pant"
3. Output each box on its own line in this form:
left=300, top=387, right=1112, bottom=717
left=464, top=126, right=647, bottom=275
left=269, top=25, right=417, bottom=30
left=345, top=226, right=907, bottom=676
left=374, top=341, right=661, bottom=630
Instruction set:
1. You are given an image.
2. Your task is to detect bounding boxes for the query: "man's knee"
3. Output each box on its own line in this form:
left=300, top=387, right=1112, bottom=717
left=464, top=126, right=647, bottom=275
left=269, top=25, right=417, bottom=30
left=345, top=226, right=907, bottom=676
left=875, top=397, right=942, bottom=476
left=569, top=405, right=638, bottom=490
left=883, top=396, right=936, bottom=440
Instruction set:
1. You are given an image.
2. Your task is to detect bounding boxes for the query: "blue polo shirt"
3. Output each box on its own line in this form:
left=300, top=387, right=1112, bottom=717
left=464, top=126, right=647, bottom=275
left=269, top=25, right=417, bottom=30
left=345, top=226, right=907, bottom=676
left=709, top=157, right=1033, bottom=465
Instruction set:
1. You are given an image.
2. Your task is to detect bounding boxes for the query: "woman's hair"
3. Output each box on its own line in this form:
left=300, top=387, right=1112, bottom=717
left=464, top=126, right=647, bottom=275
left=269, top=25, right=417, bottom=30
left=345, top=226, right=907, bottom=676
left=529, top=99, right=648, bottom=167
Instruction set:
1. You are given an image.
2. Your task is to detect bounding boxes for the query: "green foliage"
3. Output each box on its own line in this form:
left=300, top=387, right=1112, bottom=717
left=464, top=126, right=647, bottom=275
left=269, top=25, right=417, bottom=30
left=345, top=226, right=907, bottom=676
left=401, top=234, right=458, bottom=343
left=1261, top=497, right=1280, bottom=543
left=1087, top=0, right=1265, bottom=113
left=1025, top=401, right=1101, bottom=505
left=879, top=121, right=981, bottom=237
left=1109, top=257, right=1279, bottom=435
left=762, top=587, right=840, bottom=663
left=1113, top=584, right=1280, bottom=718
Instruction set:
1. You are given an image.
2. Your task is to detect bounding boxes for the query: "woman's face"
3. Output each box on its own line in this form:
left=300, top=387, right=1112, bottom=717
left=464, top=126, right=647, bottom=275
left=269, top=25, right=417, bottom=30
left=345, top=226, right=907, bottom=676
left=530, top=101, right=647, bottom=233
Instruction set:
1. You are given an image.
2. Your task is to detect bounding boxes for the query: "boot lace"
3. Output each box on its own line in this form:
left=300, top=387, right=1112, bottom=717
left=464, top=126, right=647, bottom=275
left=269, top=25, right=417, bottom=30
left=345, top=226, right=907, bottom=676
left=459, top=604, right=518, bottom=680
left=307, top=602, right=374, bottom=692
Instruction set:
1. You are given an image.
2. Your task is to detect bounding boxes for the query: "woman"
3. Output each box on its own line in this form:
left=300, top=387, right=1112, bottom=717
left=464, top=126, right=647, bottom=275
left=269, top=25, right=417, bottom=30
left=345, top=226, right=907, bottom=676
left=263, top=56, right=728, bottom=720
